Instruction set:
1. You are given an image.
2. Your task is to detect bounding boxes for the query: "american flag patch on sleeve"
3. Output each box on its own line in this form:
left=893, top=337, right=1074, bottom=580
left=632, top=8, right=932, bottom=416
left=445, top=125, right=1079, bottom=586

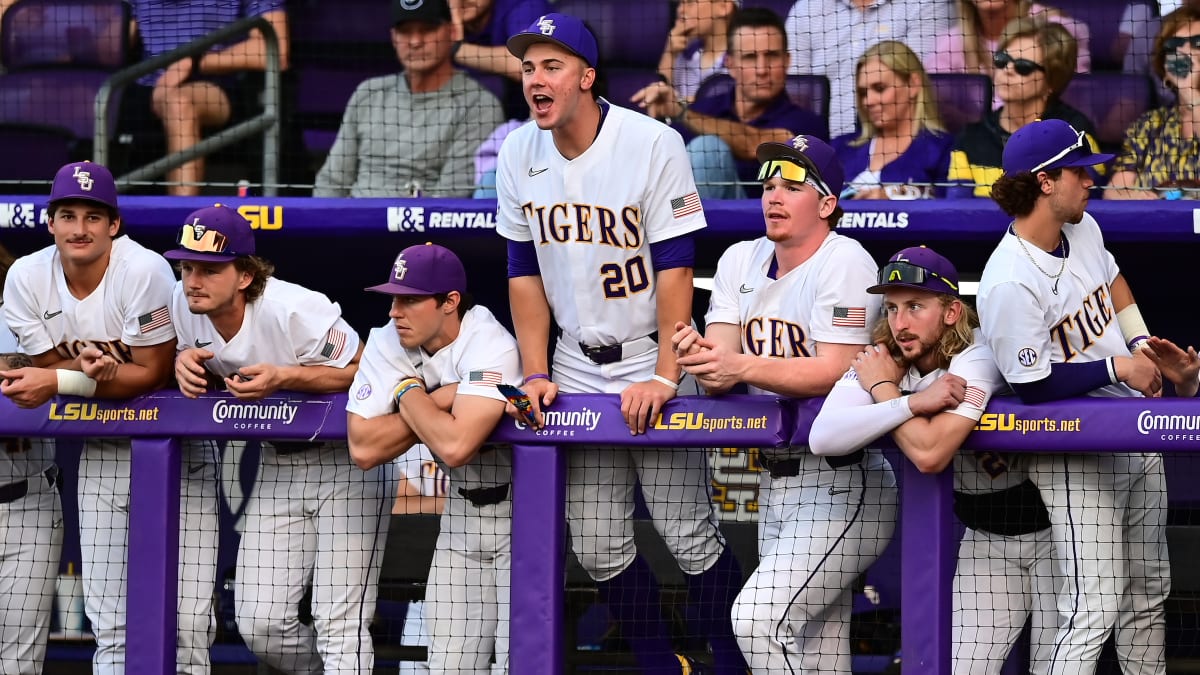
left=670, top=192, right=702, bottom=218
left=320, top=328, right=347, bottom=360
left=469, top=370, right=503, bottom=386
left=963, top=385, right=987, bottom=409
left=831, top=306, right=866, bottom=328
left=137, top=306, right=170, bottom=334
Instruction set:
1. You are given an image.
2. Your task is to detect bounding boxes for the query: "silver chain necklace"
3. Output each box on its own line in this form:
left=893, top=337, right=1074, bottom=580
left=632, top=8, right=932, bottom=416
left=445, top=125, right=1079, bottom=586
left=1013, top=229, right=1067, bottom=295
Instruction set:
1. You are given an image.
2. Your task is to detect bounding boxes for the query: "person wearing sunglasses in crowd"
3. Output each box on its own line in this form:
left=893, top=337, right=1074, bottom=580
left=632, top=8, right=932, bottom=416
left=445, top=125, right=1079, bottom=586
left=978, top=118, right=1199, bottom=675
left=927, top=0, right=1090, bottom=81
left=165, top=205, right=389, bottom=674
left=0, top=162, right=218, bottom=674
left=947, top=17, right=1100, bottom=198
left=671, top=135, right=896, bottom=673
left=809, top=246, right=1057, bottom=675
left=1106, top=6, right=1200, bottom=199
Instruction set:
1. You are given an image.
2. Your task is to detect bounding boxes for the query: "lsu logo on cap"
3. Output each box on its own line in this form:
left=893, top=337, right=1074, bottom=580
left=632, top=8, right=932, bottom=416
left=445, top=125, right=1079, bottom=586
left=393, top=256, right=408, bottom=280
left=188, top=219, right=207, bottom=239
left=537, top=15, right=556, bottom=35
left=73, top=166, right=93, bottom=191
left=399, top=0, right=424, bottom=8
left=790, top=136, right=809, bottom=152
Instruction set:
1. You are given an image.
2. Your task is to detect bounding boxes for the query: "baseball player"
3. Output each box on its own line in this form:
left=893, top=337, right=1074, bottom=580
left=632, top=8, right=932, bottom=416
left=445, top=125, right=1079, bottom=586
left=978, top=118, right=1185, bottom=675
left=393, top=444, right=449, bottom=675
left=347, top=243, right=520, bottom=674
left=496, top=14, right=748, bottom=674
left=165, top=205, right=387, bottom=674
left=0, top=351, right=63, bottom=674
left=671, top=135, right=895, bottom=673
left=809, top=245, right=1057, bottom=675
left=0, top=161, right=218, bottom=675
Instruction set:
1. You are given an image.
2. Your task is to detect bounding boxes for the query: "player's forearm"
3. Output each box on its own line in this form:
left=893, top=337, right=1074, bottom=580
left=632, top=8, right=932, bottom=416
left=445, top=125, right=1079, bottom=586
left=455, top=43, right=521, bottom=80
left=347, top=413, right=419, bottom=470
left=271, top=364, right=357, bottom=393
left=93, top=363, right=172, bottom=398
left=740, top=354, right=851, bottom=398
left=398, top=394, right=498, bottom=469
left=509, top=276, right=553, bottom=377
left=654, top=267, right=693, bottom=381
left=889, top=418, right=963, bottom=474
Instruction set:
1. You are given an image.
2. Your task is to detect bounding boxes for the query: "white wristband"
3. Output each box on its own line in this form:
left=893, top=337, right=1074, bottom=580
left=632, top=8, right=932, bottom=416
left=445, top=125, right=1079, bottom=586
left=651, top=374, right=679, bottom=391
left=1106, top=356, right=1119, bottom=385
left=57, top=369, right=98, bottom=397
left=1117, top=304, right=1151, bottom=352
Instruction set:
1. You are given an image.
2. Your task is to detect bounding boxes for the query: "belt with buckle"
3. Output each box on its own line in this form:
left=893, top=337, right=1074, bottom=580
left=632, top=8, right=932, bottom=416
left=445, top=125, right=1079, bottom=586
left=579, top=332, right=658, bottom=365
left=272, top=442, right=325, bottom=455
left=458, top=483, right=510, bottom=507
left=0, top=466, right=58, bottom=504
left=759, top=450, right=865, bottom=478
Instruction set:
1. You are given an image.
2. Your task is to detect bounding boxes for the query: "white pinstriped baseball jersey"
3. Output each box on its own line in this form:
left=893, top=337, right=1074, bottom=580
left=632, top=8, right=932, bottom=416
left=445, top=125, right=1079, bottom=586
left=494, top=103, right=706, bottom=347
left=169, top=277, right=359, bottom=375
left=978, top=213, right=1138, bottom=399
left=396, top=444, right=450, bottom=499
left=704, top=233, right=881, bottom=396
left=3, top=236, right=175, bottom=363
left=347, top=305, right=521, bottom=489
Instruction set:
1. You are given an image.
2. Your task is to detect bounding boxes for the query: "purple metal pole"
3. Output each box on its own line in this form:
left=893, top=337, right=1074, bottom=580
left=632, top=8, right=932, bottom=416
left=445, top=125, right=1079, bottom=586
left=900, top=458, right=954, bottom=675
left=127, top=438, right=181, bottom=675
left=510, top=443, right=567, bottom=675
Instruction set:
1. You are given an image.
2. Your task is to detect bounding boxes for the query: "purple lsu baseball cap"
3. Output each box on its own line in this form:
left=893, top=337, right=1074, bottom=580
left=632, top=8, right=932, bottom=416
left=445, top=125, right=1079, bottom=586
left=755, top=134, right=845, bottom=198
left=867, top=245, right=960, bottom=296
left=164, top=205, right=256, bottom=263
left=49, top=161, right=118, bottom=210
left=366, top=242, right=467, bottom=296
left=1002, top=119, right=1113, bottom=175
left=507, top=13, right=599, bottom=68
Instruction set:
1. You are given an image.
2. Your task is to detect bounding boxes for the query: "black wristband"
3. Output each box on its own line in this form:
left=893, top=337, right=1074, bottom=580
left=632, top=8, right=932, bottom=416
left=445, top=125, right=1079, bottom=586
left=868, top=380, right=893, bottom=396
left=657, top=73, right=671, bottom=85
left=450, top=40, right=463, bottom=59
left=189, top=54, right=203, bottom=81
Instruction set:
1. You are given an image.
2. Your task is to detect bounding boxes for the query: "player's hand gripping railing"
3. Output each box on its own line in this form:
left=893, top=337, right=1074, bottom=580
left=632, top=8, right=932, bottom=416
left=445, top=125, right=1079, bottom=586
left=3, top=391, right=1199, bottom=674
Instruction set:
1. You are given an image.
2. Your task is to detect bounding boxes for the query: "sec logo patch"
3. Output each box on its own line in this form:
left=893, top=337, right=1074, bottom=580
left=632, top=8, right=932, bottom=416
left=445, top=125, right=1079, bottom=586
left=1016, top=348, right=1038, bottom=367
left=355, top=384, right=372, bottom=400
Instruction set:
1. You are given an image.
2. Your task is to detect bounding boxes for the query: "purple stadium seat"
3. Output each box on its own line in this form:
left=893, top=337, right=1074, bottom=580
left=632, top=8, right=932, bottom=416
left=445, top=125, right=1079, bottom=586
left=1, top=0, right=128, bottom=70
left=694, top=72, right=831, bottom=129
left=0, top=124, right=74, bottom=183
left=741, top=0, right=795, bottom=20
left=1060, top=72, right=1154, bottom=149
left=1042, top=0, right=1155, bottom=71
left=289, top=0, right=392, bottom=49
left=293, top=64, right=398, bottom=155
left=929, top=73, right=992, bottom=136
left=553, top=0, right=671, bottom=69
left=0, top=70, right=118, bottom=139
left=603, top=68, right=661, bottom=110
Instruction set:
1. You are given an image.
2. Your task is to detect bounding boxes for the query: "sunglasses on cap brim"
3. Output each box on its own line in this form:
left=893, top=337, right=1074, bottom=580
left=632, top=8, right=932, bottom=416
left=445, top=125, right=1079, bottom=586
left=177, top=223, right=241, bottom=256
left=878, top=260, right=958, bottom=292
left=757, top=159, right=832, bottom=195
left=1030, top=129, right=1089, bottom=174
left=993, top=51, right=1046, bottom=76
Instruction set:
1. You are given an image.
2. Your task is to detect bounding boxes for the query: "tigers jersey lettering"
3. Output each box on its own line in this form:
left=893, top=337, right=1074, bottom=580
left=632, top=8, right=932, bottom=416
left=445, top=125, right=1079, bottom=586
left=743, top=317, right=808, bottom=358
left=523, top=202, right=643, bottom=248
left=1048, top=282, right=1115, bottom=361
